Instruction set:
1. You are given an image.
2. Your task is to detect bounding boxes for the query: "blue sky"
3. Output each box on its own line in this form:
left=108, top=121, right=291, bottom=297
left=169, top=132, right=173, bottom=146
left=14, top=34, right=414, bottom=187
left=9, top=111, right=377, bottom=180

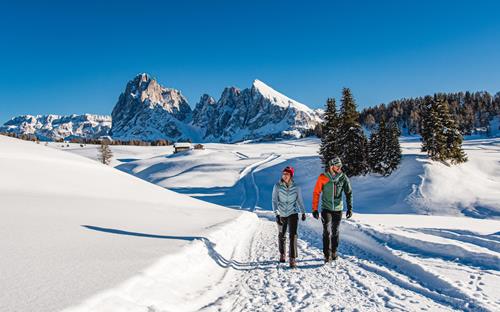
left=1, top=0, right=499, bottom=121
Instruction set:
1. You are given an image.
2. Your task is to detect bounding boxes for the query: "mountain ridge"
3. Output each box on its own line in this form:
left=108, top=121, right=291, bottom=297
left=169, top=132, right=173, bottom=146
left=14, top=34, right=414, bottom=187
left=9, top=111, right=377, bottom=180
left=1, top=73, right=322, bottom=142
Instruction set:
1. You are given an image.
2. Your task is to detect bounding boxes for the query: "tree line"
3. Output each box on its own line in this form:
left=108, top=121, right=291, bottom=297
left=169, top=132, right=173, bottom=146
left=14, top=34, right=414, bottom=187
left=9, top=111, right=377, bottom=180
left=319, top=88, right=402, bottom=177
left=359, top=91, right=500, bottom=136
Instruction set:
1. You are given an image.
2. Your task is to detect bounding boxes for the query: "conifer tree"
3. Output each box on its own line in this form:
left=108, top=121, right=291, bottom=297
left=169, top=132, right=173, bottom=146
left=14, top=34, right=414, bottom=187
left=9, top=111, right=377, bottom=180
left=421, top=97, right=467, bottom=164
left=367, top=118, right=387, bottom=175
left=99, top=142, right=113, bottom=165
left=386, top=120, right=402, bottom=174
left=319, top=98, right=340, bottom=166
left=338, top=88, right=368, bottom=176
left=440, top=100, right=467, bottom=164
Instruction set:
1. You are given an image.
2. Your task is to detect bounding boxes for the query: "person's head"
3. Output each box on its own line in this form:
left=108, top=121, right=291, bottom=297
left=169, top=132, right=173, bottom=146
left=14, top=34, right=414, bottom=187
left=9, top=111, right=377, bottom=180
left=281, top=166, right=294, bottom=184
left=327, top=157, right=342, bottom=174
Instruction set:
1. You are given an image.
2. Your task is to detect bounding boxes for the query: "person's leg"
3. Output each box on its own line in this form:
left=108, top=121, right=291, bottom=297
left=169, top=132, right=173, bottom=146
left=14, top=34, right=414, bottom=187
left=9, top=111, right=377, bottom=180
left=278, top=216, right=289, bottom=258
left=331, top=211, right=343, bottom=258
left=288, top=214, right=298, bottom=259
left=321, top=210, right=333, bottom=260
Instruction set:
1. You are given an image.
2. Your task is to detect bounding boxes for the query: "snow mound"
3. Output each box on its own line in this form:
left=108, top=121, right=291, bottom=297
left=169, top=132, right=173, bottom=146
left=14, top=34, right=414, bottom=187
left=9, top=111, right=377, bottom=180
left=0, top=135, right=252, bottom=312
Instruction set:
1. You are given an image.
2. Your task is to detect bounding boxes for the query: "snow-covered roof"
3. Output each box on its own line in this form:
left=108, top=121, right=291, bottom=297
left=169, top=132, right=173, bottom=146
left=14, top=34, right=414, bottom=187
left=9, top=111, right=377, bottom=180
left=174, top=142, right=192, bottom=148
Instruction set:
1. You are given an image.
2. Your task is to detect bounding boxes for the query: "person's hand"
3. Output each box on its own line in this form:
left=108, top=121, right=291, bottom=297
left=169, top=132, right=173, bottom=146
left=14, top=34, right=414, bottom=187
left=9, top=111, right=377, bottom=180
left=312, top=210, right=319, bottom=220
left=346, top=209, right=353, bottom=219
left=276, top=215, right=283, bottom=225
left=301, top=213, right=306, bottom=221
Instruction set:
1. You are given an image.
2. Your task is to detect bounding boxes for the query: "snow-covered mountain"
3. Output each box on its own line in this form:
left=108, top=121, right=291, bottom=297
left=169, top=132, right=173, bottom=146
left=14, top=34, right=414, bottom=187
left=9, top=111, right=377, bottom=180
left=191, top=79, right=322, bottom=142
left=110, top=73, right=322, bottom=143
left=2, top=73, right=322, bottom=143
left=0, top=114, right=111, bottom=141
left=110, top=73, right=197, bottom=141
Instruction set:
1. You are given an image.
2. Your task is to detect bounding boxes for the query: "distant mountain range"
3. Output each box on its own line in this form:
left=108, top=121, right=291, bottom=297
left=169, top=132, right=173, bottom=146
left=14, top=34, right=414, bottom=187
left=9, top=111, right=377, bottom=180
left=0, top=114, right=111, bottom=141
left=1, top=73, right=322, bottom=143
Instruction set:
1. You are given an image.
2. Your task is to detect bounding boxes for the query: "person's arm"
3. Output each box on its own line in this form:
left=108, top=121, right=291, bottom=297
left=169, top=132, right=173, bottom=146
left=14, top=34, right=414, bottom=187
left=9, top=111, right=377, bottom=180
left=312, top=174, right=327, bottom=212
left=296, top=186, right=305, bottom=214
left=343, top=175, right=353, bottom=212
left=272, top=184, right=279, bottom=215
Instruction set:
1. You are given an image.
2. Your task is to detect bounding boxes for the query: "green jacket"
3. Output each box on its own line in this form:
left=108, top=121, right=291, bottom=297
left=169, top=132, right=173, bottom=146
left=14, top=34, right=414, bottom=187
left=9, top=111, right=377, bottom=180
left=312, top=171, right=353, bottom=212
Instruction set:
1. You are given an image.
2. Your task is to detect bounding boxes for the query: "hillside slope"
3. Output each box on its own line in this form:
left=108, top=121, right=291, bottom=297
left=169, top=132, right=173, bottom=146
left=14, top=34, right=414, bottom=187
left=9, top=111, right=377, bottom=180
left=0, top=135, right=254, bottom=312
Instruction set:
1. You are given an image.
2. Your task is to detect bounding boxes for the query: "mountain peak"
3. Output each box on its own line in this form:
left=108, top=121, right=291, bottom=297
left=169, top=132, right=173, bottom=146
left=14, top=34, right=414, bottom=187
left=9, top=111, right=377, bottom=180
left=136, top=72, right=151, bottom=82
left=251, top=79, right=312, bottom=112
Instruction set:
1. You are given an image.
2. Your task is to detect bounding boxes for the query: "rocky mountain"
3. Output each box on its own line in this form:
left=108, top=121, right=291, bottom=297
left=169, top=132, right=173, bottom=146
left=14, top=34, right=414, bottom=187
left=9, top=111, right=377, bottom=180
left=0, top=114, right=111, bottom=141
left=2, top=73, right=323, bottom=143
left=110, top=73, right=198, bottom=141
left=191, top=79, right=322, bottom=142
left=110, top=74, right=322, bottom=142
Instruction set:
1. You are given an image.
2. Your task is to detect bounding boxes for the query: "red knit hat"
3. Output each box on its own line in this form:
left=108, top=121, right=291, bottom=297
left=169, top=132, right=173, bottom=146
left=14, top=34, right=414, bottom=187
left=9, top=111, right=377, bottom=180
left=283, top=166, right=294, bottom=177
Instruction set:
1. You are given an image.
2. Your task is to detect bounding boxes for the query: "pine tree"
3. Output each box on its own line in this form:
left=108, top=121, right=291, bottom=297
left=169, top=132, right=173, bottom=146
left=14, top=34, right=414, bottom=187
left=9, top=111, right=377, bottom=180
left=421, top=96, right=446, bottom=161
left=440, top=100, right=467, bottom=164
left=386, top=120, right=402, bottom=174
left=367, top=118, right=387, bottom=175
left=319, top=98, right=340, bottom=166
left=99, top=142, right=113, bottom=165
left=421, top=97, right=467, bottom=164
left=338, top=88, right=368, bottom=176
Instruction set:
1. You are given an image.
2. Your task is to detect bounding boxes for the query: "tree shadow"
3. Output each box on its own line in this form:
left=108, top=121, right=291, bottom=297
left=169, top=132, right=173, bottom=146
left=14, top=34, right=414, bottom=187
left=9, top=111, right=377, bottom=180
left=82, top=225, right=324, bottom=271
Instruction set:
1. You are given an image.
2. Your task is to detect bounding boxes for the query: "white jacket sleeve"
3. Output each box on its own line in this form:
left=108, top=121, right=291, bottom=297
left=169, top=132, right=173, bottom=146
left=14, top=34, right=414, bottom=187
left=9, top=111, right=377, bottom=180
left=272, top=184, right=279, bottom=216
left=296, top=186, right=305, bottom=214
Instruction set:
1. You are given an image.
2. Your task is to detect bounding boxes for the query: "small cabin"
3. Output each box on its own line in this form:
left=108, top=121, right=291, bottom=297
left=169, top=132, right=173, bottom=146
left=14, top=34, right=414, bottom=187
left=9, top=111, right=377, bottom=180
left=194, top=143, right=204, bottom=150
left=173, top=142, right=192, bottom=153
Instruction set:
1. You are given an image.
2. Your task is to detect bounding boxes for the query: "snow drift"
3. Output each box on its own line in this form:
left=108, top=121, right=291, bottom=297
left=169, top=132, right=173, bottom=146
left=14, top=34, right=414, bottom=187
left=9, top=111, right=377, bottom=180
left=0, top=135, right=256, bottom=312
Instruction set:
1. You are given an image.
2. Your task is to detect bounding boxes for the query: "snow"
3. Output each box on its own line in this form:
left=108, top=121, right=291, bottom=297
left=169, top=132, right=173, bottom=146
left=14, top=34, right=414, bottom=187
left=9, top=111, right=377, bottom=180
left=252, top=79, right=314, bottom=113
left=4, top=134, right=500, bottom=311
left=0, top=135, right=249, bottom=312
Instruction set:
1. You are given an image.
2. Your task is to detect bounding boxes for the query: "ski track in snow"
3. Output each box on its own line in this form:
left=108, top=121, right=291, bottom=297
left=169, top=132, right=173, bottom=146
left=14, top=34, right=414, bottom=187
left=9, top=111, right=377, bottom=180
left=198, top=216, right=460, bottom=312
left=240, top=154, right=280, bottom=211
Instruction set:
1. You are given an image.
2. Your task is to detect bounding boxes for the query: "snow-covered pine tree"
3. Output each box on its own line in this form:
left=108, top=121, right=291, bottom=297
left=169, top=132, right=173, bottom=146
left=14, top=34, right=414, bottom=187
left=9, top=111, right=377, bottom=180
left=440, top=100, right=468, bottom=164
left=421, top=96, right=446, bottom=161
left=367, top=117, right=387, bottom=175
left=386, top=120, right=402, bottom=174
left=421, top=96, right=466, bottom=164
left=319, top=98, right=340, bottom=166
left=99, top=142, right=113, bottom=165
left=338, top=88, right=368, bottom=176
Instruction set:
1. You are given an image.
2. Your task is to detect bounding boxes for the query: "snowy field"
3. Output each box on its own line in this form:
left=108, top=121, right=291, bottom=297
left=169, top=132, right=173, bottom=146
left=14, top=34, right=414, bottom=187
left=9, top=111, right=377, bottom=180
left=2, top=135, right=500, bottom=311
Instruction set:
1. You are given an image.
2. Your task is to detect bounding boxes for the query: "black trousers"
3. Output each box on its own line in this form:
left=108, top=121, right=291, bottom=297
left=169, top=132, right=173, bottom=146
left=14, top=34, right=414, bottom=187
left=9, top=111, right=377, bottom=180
left=321, top=210, right=342, bottom=258
left=277, top=213, right=298, bottom=259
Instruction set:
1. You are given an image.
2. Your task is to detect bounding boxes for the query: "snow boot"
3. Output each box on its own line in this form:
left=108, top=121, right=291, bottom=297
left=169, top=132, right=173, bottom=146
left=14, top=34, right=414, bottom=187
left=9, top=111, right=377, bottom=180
left=279, top=254, right=286, bottom=263
left=332, top=252, right=338, bottom=261
left=324, top=256, right=331, bottom=264
left=289, top=258, right=297, bottom=268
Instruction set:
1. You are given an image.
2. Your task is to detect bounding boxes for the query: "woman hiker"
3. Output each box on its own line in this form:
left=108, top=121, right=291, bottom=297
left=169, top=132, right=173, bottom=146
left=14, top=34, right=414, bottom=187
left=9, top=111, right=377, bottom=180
left=271, top=166, right=306, bottom=268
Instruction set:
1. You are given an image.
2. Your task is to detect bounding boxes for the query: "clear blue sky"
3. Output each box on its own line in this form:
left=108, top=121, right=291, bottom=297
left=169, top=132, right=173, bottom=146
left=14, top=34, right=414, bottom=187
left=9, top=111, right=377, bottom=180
left=1, top=0, right=499, bottom=121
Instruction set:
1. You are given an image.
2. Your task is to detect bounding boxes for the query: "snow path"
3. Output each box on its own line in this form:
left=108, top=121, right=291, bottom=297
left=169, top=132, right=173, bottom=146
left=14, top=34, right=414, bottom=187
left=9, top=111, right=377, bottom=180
left=199, top=215, right=457, bottom=312
left=240, top=154, right=280, bottom=211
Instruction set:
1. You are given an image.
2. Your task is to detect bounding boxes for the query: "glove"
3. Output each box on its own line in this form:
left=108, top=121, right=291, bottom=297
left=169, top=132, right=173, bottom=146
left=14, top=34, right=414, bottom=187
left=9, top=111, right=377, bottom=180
left=346, top=209, right=353, bottom=219
left=312, top=210, right=319, bottom=220
left=276, top=215, right=283, bottom=225
left=301, top=213, right=306, bottom=221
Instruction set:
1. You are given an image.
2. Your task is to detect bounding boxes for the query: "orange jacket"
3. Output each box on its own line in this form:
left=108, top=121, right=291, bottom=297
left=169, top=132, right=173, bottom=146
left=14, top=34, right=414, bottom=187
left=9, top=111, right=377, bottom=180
left=312, top=173, right=330, bottom=212
left=312, top=172, right=353, bottom=212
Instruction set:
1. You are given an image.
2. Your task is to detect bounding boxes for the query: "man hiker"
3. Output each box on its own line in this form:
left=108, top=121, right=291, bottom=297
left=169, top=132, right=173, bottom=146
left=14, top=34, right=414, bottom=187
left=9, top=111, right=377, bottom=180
left=311, top=157, right=353, bottom=263
left=272, top=166, right=306, bottom=268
